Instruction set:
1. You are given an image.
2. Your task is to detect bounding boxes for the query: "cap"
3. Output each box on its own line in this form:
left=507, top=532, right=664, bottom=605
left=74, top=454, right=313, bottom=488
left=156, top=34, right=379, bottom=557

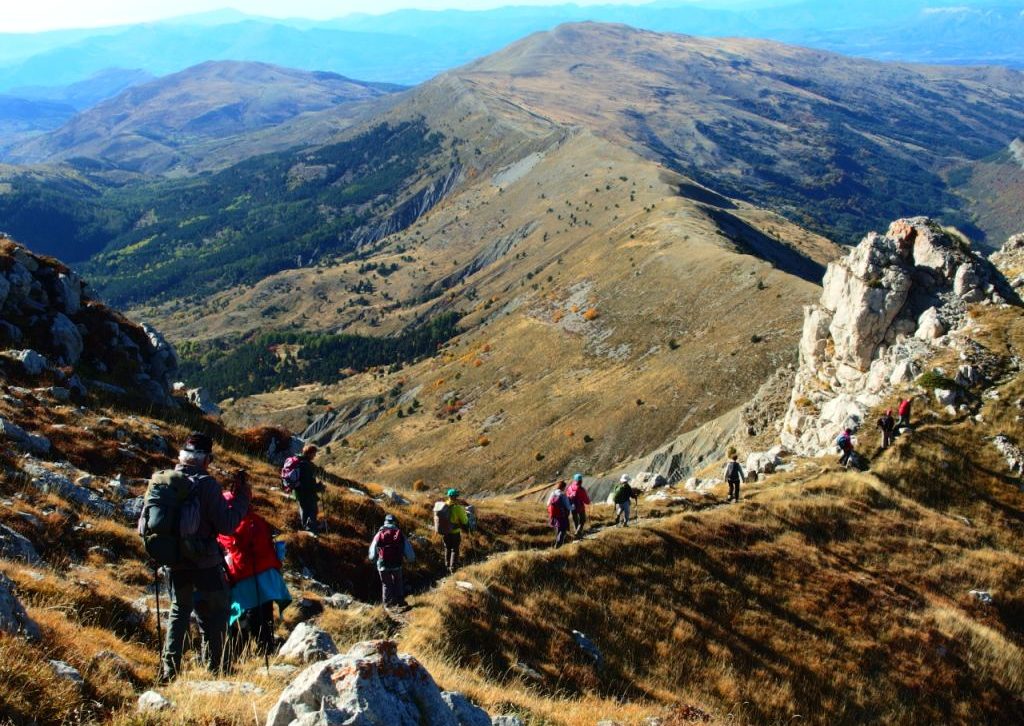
left=183, top=432, right=213, bottom=454
left=446, top=488, right=459, bottom=498
left=620, top=474, right=631, bottom=483
left=384, top=514, right=397, bottom=525
left=573, top=473, right=583, bottom=481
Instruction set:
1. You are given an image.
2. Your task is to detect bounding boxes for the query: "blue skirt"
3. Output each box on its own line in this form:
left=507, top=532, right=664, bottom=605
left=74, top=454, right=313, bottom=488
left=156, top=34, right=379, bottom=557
left=229, top=568, right=292, bottom=625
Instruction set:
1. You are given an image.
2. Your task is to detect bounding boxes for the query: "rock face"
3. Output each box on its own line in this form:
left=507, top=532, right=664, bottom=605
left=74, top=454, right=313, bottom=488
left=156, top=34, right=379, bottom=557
left=782, top=218, right=1011, bottom=455
left=267, top=640, right=491, bottom=726
left=277, top=622, right=338, bottom=664
left=0, top=236, right=179, bottom=407
left=0, top=523, right=41, bottom=563
left=0, top=572, right=41, bottom=639
left=0, top=417, right=51, bottom=455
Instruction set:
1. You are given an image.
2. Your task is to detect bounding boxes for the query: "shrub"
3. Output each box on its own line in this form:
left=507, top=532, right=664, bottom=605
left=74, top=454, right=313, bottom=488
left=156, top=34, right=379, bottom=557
left=582, top=308, right=599, bottom=321
left=916, top=370, right=958, bottom=391
left=412, top=479, right=427, bottom=491
left=478, top=436, right=491, bottom=447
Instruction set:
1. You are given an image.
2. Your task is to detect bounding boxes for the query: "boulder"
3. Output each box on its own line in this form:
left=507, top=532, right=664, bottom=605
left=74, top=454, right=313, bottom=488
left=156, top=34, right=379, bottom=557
left=953, top=263, right=985, bottom=303
left=137, top=690, right=173, bottom=712
left=186, top=387, right=221, bottom=417
left=378, top=489, right=410, bottom=506
left=1, top=349, right=48, bottom=376
left=934, top=389, right=958, bottom=407
left=0, top=523, right=40, bottom=563
left=915, top=307, right=945, bottom=341
left=571, top=629, right=603, bottom=667
left=266, top=640, right=490, bottom=726
left=278, top=622, right=338, bottom=664
left=0, top=417, right=51, bottom=455
left=50, top=313, right=84, bottom=365
left=141, top=323, right=180, bottom=386
left=0, top=572, right=40, bottom=639
left=57, top=273, right=82, bottom=316
left=492, top=717, right=526, bottom=726
left=746, top=449, right=783, bottom=475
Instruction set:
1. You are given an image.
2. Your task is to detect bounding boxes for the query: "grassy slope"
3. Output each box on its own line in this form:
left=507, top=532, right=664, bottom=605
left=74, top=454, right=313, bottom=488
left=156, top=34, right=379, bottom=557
left=398, top=305, right=1024, bottom=725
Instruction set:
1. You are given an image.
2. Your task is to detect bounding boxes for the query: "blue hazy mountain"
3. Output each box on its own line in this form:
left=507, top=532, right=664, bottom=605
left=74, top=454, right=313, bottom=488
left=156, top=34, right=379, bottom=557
left=0, top=1, right=1021, bottom=92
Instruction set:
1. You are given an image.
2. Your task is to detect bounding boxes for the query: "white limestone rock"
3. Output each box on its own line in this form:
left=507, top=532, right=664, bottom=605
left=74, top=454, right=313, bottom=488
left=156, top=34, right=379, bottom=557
left=278, top=622, right=338, bottom=664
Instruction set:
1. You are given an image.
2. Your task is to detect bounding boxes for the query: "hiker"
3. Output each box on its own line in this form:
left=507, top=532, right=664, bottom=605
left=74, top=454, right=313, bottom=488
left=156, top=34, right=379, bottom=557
left=368, top=514, right=415, bottom=609
left=612, top=475, right=639, bottom=527
left=218, top=494, right=291, bottom=660
left=286, top=445, right=325, bottom=533
left=140, top=432, right=251, bottom=683
left=837, top=428, right=856, bottom=468
left=897, top=398, right=912, bottom=431
left=434, top=488, right=470, bottom=574
left=723, top=452, right=745, bottom=503
left=566, top=473, right=591, bottom=536
left=877, top=409, right=897, bottom=449
left=547, top=480, right=574, bottom=547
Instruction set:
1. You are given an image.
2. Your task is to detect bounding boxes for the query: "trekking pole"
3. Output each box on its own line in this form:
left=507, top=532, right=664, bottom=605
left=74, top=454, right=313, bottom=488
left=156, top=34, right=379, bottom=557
left=153, top=564, right=163, bottom=677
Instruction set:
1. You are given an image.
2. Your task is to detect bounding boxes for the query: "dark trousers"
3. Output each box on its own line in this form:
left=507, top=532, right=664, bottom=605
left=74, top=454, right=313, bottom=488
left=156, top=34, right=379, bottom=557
left=230, top=601, right=275, bottom=659
left=839, top=449, right=853, bottom=468
left=379, top=568, right=405, bottom=606
left=881, top=430, right=894, bottom=448
left=728, top=478, right=741, bottom=501
left=554, top=526, right=568, bottom=548
left=443, top=532, right=461, bottom=572
left=898, top=414, right=910, bottom=430
left=297, top=493, right=319, bottom=532
left=162, top=565, right=231, bottom=680
left=571, top=508, right=586, bottom=534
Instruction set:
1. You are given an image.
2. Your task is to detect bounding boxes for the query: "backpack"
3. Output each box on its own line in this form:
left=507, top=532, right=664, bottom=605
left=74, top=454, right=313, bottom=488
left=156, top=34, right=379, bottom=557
left=139, top=470, right=201, bottom=567
left=464, top=504, right=477, bottom=532
left=612, top=483, right=631, bottom=504
left=377, top=528, right=405, bottom=567
left=433, top=501, right=452, bottom=535
left=725, top=461, right=741, bottom=485
left=280, top=456, right=302, bottom=493
left=836, top=434, right=850, bottom=452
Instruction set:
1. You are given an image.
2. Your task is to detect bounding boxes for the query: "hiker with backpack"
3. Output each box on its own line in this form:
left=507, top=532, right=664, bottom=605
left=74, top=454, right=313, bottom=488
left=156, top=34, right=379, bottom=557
left=897, top=398, right=913, bottom=431
left=612, top=475, right=639, bottom=527
left=217, top=494, right=291, bottom=661
left=566, top=473, right=591, bottom=536
left=723, top=452, right=745, bottom=503
left=433, top=488, right=470, bottom=574
left=281, top=445, right=325, bottom=534
left=547, top=480, right=574, bottom=547
left=138, top=432, right=250, bottom=683
left=877, top=409, right=897, bottom=449
left=837, top=428, right=856, bottom=468
left=368, top=514, right=415, bottom=610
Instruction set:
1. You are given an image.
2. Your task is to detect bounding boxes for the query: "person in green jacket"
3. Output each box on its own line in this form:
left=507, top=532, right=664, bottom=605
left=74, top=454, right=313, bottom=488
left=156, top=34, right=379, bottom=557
left=295, top=445, right=325, bottom=533
left=443, top=488, right=469, bottom=574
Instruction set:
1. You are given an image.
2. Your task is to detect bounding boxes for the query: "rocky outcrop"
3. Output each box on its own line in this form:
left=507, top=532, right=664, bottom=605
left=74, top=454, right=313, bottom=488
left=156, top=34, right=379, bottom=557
left=267, top=640, right=491, bottom=726
left=186, top=387, right=222, bottom=417
left=0, top=236, right=178, bottom=407
left=0, top=523, right=41, bottom=563
left=782, top=218, right=1012, bottom=455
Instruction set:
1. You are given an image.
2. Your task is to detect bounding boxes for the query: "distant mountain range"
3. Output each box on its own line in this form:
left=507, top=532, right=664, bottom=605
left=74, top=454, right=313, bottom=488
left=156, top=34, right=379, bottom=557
left=0, top=1, right=1021, bottom=95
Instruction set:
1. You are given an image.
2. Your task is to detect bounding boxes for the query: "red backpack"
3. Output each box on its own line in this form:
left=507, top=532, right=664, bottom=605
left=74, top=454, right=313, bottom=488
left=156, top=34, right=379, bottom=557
left=377, top=528, right=405, bottom=567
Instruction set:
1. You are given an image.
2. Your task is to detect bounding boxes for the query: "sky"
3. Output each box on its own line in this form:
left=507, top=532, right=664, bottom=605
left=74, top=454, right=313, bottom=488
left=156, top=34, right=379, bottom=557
left=0, top=0, right=691, bottom=33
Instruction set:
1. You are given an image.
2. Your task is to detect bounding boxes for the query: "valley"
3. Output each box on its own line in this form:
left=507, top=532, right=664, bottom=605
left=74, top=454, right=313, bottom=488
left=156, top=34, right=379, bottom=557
left=1, top=9, right=1023, bottom=726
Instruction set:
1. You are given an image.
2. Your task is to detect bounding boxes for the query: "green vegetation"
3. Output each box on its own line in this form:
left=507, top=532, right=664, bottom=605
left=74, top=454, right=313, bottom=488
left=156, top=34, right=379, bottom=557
left=180, top=311, right=461, bottom=399
left=64, top=120, right=450, bottom=306
left=916, top=369, right=959, bottom=391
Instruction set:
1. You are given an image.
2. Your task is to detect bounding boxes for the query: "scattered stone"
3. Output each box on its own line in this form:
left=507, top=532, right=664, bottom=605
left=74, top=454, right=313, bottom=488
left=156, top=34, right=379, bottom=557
left=49, top=660, right=84, bottom=686
left=22, top=461, right=115, bottom=516
left=137, top=690, right=173, bottom=712
left=969, top=590, right=994, bottom=605
left=267, top=640, right=491, bottom=726
left=0, top=572, right=40, bottom=639
left=511, top=661, right=544, bottom=682
left=324, top=593, right=354, bottom=609
left=934, top=388, right=958, bottom=407
left=88, top=546, right=117, bottom=561
left=992, top=435, right=1024, bottom=476
left=0, top=523, right=40, bottom=563
left=121, top=497, right=145, bottom=522
left=190, top=680, right=265, bottom=695
left=378, top=489, right=410, bottom=506
left=492, top=717, right=526, bottom=726
left=456, top=581, right=476, bottom=592
left=746, top=447, right=783, bottom=475
left=1, top=349, right=47, bottom=376
left=278, top=622, right=338, bottom=664
left=270, top=664, right=299, bottom=678
left=0, top=417, right=51, bottom=455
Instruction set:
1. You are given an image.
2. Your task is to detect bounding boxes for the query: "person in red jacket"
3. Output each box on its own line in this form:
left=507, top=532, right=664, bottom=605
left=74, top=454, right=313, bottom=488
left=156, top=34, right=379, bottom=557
left=217, top=495, right=291, bottom=657
left=897, top=398, right=913, bottom=431
left=565, top=473, right=591, bottom=536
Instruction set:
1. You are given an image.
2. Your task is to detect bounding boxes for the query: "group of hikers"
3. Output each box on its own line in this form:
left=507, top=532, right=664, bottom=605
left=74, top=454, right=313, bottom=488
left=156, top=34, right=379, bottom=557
left=142, top=403, right=917, bottom=681
left=837, top=397, right=913, bottom=469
